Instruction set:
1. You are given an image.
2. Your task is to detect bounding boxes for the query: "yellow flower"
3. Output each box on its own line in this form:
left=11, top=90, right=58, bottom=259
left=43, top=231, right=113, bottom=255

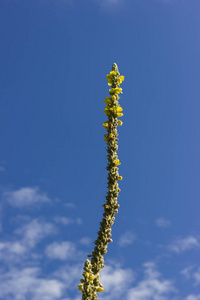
left=103, top=121, right=109, bottom=129
left=110, top=71, right=117, bottom=76
left=97, top=287, right=104, bottom=292
left=114, top=159, right=121, bottom=166
left=89, top=275, right=94, bottom=281
left=106, top=71, right=117, bottom=85
left=84, top=272, right=89, bottom=277
left=116, top=106, right=123, bottom=112
left=117, top=113, right=123, bottom=117
left=104, top=108, right=111, bottom=116
left=78, top=284, right=83, bottom=292
left=111, top=95, right=116, bottom=101
left=117, top=75, right=124, bottom=84
left=118, top=176, right=123, bottom=180
left=103, top=97, right=112, bottom=104
left=118, top=120, right=123, bottom=126
left=109, top=88, right=122, bottom=95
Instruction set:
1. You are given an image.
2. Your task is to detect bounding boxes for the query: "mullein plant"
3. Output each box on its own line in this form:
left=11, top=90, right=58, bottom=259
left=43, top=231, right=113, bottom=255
left=78, top=63, right=124, bottom=299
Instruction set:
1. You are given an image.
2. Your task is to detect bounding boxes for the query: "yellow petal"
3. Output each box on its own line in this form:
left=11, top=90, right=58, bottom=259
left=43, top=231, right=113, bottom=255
left=116, top=106, right=123, bottom=112
left=78, top=284, right=83, bottom=292
left=117, top=75, right=125, bottom=84
left=103, top=97, right=112, bottom=104
left=97, top=287, right=104, bottom=292
left=103, top=121, right=109, bottom=129
left=109, top=88, right=122, bottom=95
left=111, top=95, right=116, bottom=101
left=117, top=113, right=123, bottom=117
left=114, top=159, right=121, bottom=166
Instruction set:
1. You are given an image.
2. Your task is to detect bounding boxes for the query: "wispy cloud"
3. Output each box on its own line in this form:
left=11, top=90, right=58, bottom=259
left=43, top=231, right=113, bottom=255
left=155, top=217, right=171, bottom=228
left=168, top=236, right=200, bottom=253
left=0, top=218, right=56, bottom=263
left=79, top=237, right=92, bottom=246
left=45, top=241, right=81, bottom=260
left=194, top=268, right=200, bottom=285
left=0, top=267, right=65, bottom=300
left=126, top=262, right=176, bottom=300
left=185, top=295, right=200, bottom=300
left=181, top=265, right=194, bottom=279
left=118, top=231, right=136, bottom=247
left=3, top=187, right=50, bottom=207
left=54, top=216, right=82, bottom=226
left=16, top=218, right=56, bottom=248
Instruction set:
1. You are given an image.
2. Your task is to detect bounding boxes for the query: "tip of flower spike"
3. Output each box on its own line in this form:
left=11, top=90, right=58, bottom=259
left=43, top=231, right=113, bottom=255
left=112, top=63, right=118, bottom=71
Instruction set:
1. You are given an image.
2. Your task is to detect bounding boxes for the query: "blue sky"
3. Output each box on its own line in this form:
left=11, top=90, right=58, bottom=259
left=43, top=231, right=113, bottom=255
left=0, top=0, right=200, bottom=299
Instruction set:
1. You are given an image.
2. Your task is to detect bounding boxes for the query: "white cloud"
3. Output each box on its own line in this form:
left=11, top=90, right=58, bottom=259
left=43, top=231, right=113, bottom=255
left=0, top=267, right=64, bottom=300
left=100, top=263, right=135, bottom=297
left=79, top=237, right=92, bottom=246
left=54, top=263, right=82, bottom=289
left=0, top=241, right=27, bottom=263
left=45, top=241, right=80, bottom=260
left=126, top=262, right=176, bottom=300
left=54, top=216, right=82, bottom=226
left=3, top=187, right=50, bottom=207
left=185, top=295, right=200, bottom=300
left=194, top=268, right=200, bottom=285
left=0, top=219, right=56, bottom=263
left=168, top=236, right=200, bottom=253
left=16, top=219, right=56, bottom=248
left=181, top=266, right=194, bottom=279
left=118, top=231, right=136, bottom=247
left=64, top=202, right=76, bottom=208
left=155, top=217, right=171, bottom=228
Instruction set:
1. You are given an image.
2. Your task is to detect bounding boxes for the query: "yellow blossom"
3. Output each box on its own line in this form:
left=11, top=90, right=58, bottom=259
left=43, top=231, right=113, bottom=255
left=84, top=272, right=89, bottom=277
left=118, top=120, right=123, bottom=126
left=109, top=88, right=122, bottom=95
left=114, top=159, right=121, bottom=166
left=78, top=284, right=83, bottom=292
left=111, top=95, right=116, bottom=101
left=117, top=75, right=124, bottom=84
left=110, top=71, right=117, bottom=76
left=103, top=97, right=112, bottom=104
left=89, top=275, right=94, bottom=281
left=118, top=176, right=123, bottom=180
left=106, top=71, right=117, bottom=81
left=97, top=287, right=104, bottom=292
left=117, top=113, right=123, bottom=117
left=104, top=108, right=111, bottom=116
left=103, top=121, right=109, bottom=129
left=116, top=106, right=123, bottom=112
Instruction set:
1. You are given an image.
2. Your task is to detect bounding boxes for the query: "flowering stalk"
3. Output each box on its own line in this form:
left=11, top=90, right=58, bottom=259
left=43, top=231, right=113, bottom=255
left=78, top=63, right=124, bottom=299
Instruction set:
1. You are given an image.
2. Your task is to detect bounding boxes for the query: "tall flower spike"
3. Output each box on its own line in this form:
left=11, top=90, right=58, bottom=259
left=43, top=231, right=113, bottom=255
left=79, top=63, right=124, bottom=299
